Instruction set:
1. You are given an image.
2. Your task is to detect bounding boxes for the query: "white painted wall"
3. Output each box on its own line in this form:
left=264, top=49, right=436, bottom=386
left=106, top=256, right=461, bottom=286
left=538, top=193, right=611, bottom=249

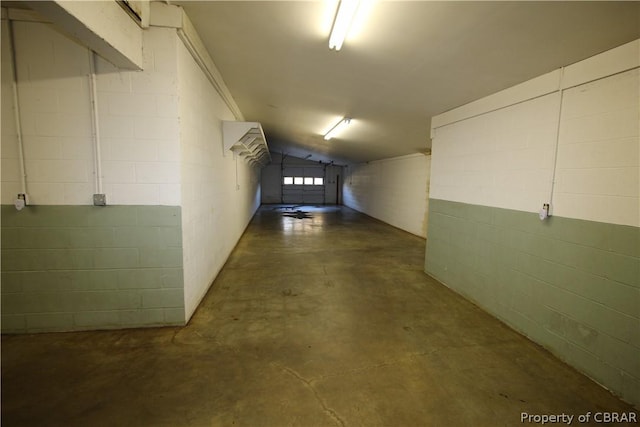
left=0, top=21, right=182, bottom=207
left=96, top=26, right=181, bottom=207
left=1, top=20, right=94, bottom=205
left=343, top=153, right=431, bottom=238
left=29, top=0, right=144, bottom=69
left=177, top=37, right=261, bottom=320
left=430, top=93, right=559, bottom=214
left=2, top=15, right=263, bottom=324
left=427, top=40, right=640, bottom=406
left=1, top=18, right=20, bottom=201
left=431, top=40, right=640, bottom=228
left=553, top=68, right=639, bottom=226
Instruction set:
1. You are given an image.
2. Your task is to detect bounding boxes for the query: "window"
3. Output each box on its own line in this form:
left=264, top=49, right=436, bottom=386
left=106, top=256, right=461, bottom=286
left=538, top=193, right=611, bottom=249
left=283, top=176, right=325, bottom=186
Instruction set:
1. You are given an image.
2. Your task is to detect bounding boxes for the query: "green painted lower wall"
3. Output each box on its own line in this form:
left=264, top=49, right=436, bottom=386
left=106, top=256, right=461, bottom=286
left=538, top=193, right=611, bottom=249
left=425, top=198, right=640, bottom=407
left=1, top=205, right=185, bottom=333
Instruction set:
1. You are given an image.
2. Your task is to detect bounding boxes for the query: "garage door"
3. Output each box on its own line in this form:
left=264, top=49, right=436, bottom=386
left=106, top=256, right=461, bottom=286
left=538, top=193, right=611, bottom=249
left=282, top=166, right=325, bottom=204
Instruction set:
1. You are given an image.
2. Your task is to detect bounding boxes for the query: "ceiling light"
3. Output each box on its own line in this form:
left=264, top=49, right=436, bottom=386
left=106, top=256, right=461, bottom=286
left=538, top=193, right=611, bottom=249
left=324, top=118, right=351, bottom=140
left=329, top=0, right=360, bottom=51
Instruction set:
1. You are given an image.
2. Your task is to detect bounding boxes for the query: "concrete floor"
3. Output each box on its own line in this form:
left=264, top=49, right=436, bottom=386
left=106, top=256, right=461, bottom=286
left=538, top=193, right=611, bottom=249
left=2, top=205, right=636, bottom=426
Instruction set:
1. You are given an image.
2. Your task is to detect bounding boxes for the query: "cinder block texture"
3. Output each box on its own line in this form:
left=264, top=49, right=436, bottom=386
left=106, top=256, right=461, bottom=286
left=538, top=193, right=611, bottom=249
left=97, top=26, right=181, bottom=207
left=176, top=39, right=261, bottom=320
left=430, top=93, right=559, bottom=215
left=343, top=154, right=431, bottom=238
left=1, top=21, right=94, bottom=206
left=0, top=20, right=181, bottom=206
left=430, top=67, right=638, bottom=228
left=554, top=68, right=639, bottom=226
left=425, top=198, right=640, bottom=406
left=426, top=46, right=639, bottom=407
left=1, top=205, right=185, bottom=333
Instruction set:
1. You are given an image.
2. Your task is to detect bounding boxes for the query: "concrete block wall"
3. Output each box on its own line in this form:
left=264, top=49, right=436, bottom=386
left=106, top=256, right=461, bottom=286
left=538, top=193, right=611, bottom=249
left=0, top=18, right=186, bottom=332
left=28, top=0, right=144, bottom=70
left=430, top=93, right=558, bottom=214
left=1, top=21, right=94, bottom=205
left=1, top=8, right=262, bottom=331
left=176, top=38, right=260, bottom=320
left=553, top=69, right=639, bottom=226
left=343, top=154, right=431, bottom=238
left=1, top=22, right=181, bottom=208
left=0, top=19, right=19, bottom=199
left=426, top=40, right=639, bottom=406
left=96, top=26, right=181, bottom=207
left=1, top=205, right=184, bottom=332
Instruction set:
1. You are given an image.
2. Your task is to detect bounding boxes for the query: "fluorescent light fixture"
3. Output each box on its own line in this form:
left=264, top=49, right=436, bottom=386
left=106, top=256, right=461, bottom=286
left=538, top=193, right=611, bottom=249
left=324, top=118, right=351, bottom=140
left=329, top=0, right=360, bottom=51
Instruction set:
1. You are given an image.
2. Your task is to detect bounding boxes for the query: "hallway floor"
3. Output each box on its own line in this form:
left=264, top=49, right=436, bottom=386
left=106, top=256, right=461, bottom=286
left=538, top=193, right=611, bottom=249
left=1, top=205, right=635, bottom=426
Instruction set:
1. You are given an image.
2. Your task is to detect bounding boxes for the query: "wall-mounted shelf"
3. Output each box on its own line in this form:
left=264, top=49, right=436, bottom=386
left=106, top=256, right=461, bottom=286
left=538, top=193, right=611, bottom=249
left=223, top=121, right=271, bottom=166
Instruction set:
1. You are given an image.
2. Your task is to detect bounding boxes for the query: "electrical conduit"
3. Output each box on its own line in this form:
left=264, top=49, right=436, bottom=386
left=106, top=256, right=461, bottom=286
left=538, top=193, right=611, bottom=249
left=547, top=67, right=566, bottom=216
left=88, top=49, right=104, bottom=196
left=7, top=19, right=28, bottom=207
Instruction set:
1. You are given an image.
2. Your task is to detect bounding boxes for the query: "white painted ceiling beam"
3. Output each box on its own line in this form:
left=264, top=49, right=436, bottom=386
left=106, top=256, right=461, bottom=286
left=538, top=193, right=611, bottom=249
left=28, top=1, right=143, bottom=70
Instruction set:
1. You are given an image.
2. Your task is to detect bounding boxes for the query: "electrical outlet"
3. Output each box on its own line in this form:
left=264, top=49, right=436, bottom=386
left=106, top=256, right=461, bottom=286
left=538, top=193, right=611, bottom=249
left=15, top=193, right=28, bottom=211
left=539, top=203, right=551, bottom=220
left=93, top=194, right=107, bottom=206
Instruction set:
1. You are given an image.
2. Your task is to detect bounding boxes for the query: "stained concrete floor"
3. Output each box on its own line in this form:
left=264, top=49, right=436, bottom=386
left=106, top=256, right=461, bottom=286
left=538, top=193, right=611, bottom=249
left=1, top=205, right=636, bottom=426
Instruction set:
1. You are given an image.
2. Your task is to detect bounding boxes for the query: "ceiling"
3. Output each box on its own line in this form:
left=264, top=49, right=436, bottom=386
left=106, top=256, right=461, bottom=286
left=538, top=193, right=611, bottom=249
left=177, top=2, right=639, bottom=164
